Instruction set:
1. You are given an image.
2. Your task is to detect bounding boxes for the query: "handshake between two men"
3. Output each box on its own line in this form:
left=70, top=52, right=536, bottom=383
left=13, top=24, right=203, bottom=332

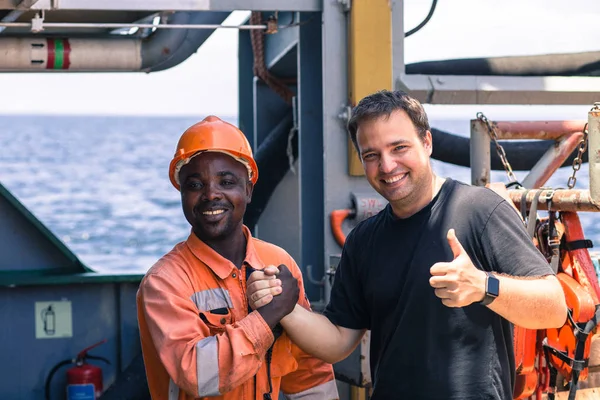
left=247, top=228, right=501, bottom=329
left=247, top=265, right=300, bottom=329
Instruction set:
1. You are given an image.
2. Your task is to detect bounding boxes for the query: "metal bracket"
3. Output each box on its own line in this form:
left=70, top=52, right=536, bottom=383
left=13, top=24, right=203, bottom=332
left=305, top=261, right=338, bottom=311
left=306, top=264, right=325, bottom=286
left=30, top=10, right=44, bottom=32
left=337, top=0, right=351, bottom=12
left=337, top=104, right=352, bottom=126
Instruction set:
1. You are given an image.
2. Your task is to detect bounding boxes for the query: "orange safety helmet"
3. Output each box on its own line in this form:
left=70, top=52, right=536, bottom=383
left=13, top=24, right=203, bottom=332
left=169, top=116, right=259, bottom=190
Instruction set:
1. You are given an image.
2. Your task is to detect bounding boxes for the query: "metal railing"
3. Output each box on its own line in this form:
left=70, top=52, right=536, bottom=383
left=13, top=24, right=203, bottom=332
left=470, top=103, right=600, bottom=211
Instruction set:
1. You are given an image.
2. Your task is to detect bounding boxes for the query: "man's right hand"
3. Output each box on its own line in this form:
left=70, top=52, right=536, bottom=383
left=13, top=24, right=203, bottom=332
left=248, top=264, right=299, bottom=329
left=247, top=265, right=281, bottom=309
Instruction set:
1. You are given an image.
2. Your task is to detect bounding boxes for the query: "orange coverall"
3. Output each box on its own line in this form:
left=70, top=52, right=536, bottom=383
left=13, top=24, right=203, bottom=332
left=137, top=226, right=338, bottom=399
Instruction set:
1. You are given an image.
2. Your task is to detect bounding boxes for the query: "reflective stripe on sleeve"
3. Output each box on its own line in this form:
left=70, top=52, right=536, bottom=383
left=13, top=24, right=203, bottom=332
left=196, top=335, right=220, bottom=397
left=284, top=380, right=339, bottom=399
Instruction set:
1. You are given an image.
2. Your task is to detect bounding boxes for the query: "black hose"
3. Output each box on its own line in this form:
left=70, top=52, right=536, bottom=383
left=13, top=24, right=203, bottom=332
left=45, top=359, right=73, bottom=400
left=405, top=0, right=438, bottom=37
left=430, top=128, right=588, bottom=170
left=101, top=353, right=150, bottom=400
left=244, top=113, right=295, bottom=230
left=406, top=51, right=600, bottom=77
left=86, top=354, right=111, bottom=365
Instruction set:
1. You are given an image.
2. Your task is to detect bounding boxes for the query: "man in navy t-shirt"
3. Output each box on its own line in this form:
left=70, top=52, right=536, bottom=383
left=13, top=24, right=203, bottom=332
left=247, top=90, right=568, bottom=399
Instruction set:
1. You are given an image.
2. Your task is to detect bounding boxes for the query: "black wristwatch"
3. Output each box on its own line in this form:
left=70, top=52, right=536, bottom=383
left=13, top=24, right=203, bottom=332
left=480, top=272, right=499, bottom=306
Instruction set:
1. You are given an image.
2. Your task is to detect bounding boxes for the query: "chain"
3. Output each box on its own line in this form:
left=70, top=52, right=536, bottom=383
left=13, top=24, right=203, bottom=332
left=566, top=103, right=600, bottom=188
left=567, top=124, right=588, bottom=189
left=476, top=112, right=519, bottom=183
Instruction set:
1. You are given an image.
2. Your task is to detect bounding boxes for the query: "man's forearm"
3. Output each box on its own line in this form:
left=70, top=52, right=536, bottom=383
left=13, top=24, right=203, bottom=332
left=280, top=305, right=364, bottom=364
left=488, top=275, right=567, bottom=329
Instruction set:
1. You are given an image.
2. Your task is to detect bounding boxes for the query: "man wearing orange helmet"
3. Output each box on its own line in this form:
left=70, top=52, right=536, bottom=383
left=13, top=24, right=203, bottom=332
left=136, top=116, right=338, bottom=400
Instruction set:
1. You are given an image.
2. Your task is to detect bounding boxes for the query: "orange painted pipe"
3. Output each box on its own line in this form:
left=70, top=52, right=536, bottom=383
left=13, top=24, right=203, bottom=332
left=493, top=120, right=587, bottom=140
left=330, top=209, right=354, bottom=248
left=527, top=131, right=584, bottom=188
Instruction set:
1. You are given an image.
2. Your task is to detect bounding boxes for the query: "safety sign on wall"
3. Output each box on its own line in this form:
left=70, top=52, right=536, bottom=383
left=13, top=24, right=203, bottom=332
left=35, top=300, right=73, bottom=339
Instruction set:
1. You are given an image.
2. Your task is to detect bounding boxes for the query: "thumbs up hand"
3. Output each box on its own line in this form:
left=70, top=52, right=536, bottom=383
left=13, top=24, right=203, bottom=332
left=429, top=229, right=487, bottom=308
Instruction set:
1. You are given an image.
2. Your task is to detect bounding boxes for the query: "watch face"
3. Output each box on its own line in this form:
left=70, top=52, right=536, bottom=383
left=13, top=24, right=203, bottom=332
left=487, top=275, right=500, bottom=297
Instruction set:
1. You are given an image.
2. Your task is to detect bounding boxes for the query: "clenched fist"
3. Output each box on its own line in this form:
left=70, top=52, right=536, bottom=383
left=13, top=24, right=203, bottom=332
left=247, top=265, right=282, bottom=309
left=247, top=264, right=299, bottom=328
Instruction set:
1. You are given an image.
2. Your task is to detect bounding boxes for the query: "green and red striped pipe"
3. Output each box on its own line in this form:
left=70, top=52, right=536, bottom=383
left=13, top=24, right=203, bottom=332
left=46, top=38, right=71, bottom=70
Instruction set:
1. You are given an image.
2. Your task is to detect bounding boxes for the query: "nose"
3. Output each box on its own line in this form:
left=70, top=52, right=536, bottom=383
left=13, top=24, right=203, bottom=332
left=379, top=153, right=396, bottom=174
left=200, top=181, right=223, bottom=202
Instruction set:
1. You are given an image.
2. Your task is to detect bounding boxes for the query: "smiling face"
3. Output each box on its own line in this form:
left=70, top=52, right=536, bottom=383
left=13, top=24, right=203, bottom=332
left=179, top=152, right=253, bottom=243
left=356, top=109, right=434, bottom=218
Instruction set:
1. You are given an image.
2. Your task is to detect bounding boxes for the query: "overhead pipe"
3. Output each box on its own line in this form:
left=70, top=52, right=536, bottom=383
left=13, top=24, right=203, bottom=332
left=406, top=51, right=600, bottom=77
left=478, top=120, right=587, bottom=140
left=431, top=128, right=589, bottom=171
left=141, top=11, right=230, bottom=72
left=0, top=11, right=229, bottom=72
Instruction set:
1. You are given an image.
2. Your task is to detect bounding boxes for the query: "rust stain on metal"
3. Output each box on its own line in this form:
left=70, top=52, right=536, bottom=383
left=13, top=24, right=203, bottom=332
left=493, top=121, right=586, bottom=140
left=528, top=132, right=585, bottom=187
left=508, top=189, right=600, bottom=212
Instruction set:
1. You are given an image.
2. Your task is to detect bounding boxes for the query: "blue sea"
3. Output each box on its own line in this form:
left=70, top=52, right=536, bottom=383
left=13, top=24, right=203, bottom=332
left=1, top=114, right=598, bottom=273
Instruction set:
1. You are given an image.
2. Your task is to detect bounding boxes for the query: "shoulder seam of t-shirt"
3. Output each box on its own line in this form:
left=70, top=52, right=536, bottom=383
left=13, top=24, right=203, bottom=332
left=479, top=199, right=507, bottom=239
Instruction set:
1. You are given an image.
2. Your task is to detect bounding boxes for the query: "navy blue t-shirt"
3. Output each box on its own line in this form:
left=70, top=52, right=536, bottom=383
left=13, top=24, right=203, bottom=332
left=324, top=179, right=554, bottom=400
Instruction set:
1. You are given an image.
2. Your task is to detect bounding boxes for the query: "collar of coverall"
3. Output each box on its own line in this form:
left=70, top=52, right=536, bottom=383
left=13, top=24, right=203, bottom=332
left=186, top=225, right=266, bottom=279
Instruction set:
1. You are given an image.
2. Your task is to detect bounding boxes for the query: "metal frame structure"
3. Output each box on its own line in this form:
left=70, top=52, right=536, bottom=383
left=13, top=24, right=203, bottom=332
left=2, top=0, right=600, bottom=398
left=470, top=106, right=600, bottom=213
left=392, top=0, right=600, bottom=106
left=6, top=0, right=323, bottom=11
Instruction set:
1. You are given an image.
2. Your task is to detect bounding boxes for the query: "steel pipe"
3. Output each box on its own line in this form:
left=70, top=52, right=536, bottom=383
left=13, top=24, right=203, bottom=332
left=471, top=120, right=587, bottom=141
left=470, top=119, right=491, bottom=186
left=508, top=189, right=600, bottom=212
left=521, top=132, right=584, bottom=189
left=589, top=104, right=600, bottom=203
left=0, top=38, right=141, bottom=70
left=0, top=12, right=231, bottom=72
left=141, top=11, right=230, bottom=72
left=0, top=21, right=268, bottom=30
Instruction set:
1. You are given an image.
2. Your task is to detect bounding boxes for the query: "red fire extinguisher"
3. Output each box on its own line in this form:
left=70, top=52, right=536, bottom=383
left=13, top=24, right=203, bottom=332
left=44, top=339, right=110, bottom=400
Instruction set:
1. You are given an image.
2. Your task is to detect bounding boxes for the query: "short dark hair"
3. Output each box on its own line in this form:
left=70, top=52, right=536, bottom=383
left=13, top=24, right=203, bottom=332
left=347, top=90, right=430, bottom=152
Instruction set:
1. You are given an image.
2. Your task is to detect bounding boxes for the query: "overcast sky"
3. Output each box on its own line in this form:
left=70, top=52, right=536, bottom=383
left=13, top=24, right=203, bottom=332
left=0, top=0, right=596, bottom=117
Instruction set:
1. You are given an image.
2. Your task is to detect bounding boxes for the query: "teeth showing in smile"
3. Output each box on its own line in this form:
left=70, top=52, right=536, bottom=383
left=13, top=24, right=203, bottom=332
left=383, top=174, right=405, bottom=184
left=203, top=209, right=225, bottom=216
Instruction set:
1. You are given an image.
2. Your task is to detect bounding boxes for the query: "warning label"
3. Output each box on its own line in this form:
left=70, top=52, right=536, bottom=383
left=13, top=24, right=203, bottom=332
left=35, top=300, right=73, bottom=339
